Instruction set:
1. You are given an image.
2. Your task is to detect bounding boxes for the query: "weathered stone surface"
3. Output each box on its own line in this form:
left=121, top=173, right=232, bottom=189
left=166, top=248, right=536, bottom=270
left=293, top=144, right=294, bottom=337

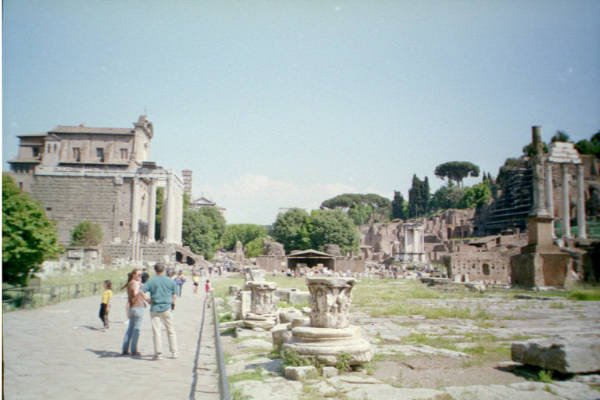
left=307, top=277, right=356, bottom=328
left=310, top=380, right=338, bottom=397
left=236, top=338, right=273, bottom=351
left=284, top=365, right=318, bottom=381
left=511, top=335, right=600, bottom=373
left=228, top=285, right=240, bottom=296
left=445, top=381, right=600, bottom=400
left=321, top=366, right=338, bottom=378
left=278, top=307, right=303, bottom=323
left=289, top=291, right=310, bottom=306
left=327, top=375, right=446, bottom=400
left=290, top=317, right=310, bottom=328
left=284, top=326, right=373, bottom=366
left=271, top=323, right=292, bottom=350
left=247, top=281, right=277, bottom=314
left=232, top=377, right=303, bottom=400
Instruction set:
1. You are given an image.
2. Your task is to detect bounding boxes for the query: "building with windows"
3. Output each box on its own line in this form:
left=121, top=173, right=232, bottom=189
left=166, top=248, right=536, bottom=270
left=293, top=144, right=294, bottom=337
left=7, top=116, right=184, bottom=263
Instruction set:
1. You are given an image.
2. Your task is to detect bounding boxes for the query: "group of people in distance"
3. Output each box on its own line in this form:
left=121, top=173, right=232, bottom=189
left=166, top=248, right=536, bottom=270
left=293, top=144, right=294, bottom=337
left=98, top=263, right=212, bottom=360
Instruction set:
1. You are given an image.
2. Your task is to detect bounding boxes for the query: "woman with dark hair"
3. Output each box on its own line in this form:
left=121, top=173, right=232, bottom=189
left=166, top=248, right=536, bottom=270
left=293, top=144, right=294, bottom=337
left=121, top=269, right=147, bottom=356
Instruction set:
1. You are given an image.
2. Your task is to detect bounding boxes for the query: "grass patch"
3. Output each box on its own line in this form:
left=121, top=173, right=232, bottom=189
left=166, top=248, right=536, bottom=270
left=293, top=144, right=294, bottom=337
left=538, top=369, right=553, bottom=383
left=228, top=368, right=264, bottom=384
left=567, top=289, right=600, bottom=301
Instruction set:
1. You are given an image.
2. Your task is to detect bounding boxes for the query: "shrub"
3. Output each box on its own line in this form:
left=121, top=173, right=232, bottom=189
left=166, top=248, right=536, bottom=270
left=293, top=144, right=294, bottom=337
left=70, top=221, right=103, bottom=246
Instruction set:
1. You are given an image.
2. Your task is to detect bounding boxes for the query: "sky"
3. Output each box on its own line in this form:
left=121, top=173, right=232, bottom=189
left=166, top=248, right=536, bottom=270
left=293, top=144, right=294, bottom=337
left=3, top=1, right=600, bottom=225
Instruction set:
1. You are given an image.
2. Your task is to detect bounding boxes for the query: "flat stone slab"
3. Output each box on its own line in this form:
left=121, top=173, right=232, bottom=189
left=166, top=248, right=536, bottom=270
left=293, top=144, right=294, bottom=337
left=511, top=335, right=600, bottom=374
left=232, top=376, right=303, bottom=400
left=444, top=381, right=600, bottom=400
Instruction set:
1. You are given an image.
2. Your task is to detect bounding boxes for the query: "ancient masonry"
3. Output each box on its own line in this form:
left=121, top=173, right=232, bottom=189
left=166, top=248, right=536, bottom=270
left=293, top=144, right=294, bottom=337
left=8, top=115, right=184, bottom=264
left=282, top=277, right=372, bottom=366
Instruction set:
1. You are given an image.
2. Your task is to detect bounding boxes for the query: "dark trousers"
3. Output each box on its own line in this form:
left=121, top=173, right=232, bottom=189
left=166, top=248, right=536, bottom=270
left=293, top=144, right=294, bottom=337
left=99, top=303, right=109, bottom=328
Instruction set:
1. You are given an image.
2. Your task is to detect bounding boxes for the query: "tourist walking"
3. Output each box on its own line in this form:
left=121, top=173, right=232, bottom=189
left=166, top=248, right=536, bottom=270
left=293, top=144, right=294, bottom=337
left=143, top=263, right=178, bottom=360
left=121, top=269, right=147, bottom=356
left=99, top=280, right=112, bottom=329
left=175, top=270, right=186, bottom=297
left=204, top=279, right=212, bottom=308
left=192, top=271, right=200, bottom=295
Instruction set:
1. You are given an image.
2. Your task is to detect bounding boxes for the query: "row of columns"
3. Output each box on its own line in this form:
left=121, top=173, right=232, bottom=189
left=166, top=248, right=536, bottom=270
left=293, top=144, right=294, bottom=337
left=544, top=162, right=587, bottom=240
left=130, top=171, right=183, bottom=260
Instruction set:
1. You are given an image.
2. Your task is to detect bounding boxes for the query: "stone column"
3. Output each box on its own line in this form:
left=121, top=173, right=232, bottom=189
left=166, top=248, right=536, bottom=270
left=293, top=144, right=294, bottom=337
left=307, top=277, right=356, bottom=329
left=545, top=163, right=555, bottom=237
left=147, top=179, right=156, bottom=243
left=162, top=171, right=176, bottom=244
left=247, top=281, right=276, bottom=315
left=561, top=163, right=571, bottom=239
left=531, top=126, right=549, bottom=217
left=131, top=177, right=140, bottom=260
left=576, top=164, right=587, bottom=240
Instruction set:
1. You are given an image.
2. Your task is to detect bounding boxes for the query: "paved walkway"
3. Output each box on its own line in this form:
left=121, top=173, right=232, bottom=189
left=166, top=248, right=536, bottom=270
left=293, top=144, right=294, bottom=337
left=4, top=280, right=222, bottom=400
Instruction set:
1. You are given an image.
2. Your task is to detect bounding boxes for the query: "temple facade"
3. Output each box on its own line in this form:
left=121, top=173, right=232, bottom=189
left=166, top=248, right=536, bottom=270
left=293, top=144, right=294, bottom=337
left=7, top=116, right=184, bottom=262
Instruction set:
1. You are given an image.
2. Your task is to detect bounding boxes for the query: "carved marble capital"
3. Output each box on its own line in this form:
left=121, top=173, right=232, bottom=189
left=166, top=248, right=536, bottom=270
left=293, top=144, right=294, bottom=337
left=306, top=277, right=356, bottom=329
left=247, top=281, right=276, bottom=315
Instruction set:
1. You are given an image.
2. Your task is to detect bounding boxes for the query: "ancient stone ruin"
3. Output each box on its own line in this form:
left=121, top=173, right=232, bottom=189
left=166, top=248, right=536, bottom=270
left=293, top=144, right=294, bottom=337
left=281, top=277, right=372, bottom=366
left=243, top=280, right=278, bottom=330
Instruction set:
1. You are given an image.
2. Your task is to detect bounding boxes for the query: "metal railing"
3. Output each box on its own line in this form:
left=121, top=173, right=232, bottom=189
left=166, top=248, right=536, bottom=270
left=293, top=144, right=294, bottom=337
left=2, top=281, right=126, bottom=312
left=211, top=291, right=231, bottom=400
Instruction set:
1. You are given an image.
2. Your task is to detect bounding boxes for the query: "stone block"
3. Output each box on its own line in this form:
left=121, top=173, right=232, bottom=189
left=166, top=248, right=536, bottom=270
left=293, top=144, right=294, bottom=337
left=321, top=366, right=338, bottom=378
left=272, top=323, right=292, bottom=350
left=284, top=366, right=318, bottom=381
left=512, top=335, right=600, bottom=373
left=278, top=308, right=303, bottom=323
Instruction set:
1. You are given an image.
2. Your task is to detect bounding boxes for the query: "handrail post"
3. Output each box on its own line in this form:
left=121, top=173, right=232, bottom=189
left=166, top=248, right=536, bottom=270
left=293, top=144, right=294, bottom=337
left=211, top=291, right=231, bottom=400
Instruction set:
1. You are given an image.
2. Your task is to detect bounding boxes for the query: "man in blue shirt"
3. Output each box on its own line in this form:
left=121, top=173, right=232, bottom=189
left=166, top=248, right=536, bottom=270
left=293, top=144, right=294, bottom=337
left=143, top=262, right=178, bottom=360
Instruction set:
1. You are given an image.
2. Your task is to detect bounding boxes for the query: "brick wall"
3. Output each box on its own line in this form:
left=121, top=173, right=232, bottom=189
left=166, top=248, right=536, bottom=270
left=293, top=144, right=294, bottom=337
left=29, top=175, right=132, bottom=245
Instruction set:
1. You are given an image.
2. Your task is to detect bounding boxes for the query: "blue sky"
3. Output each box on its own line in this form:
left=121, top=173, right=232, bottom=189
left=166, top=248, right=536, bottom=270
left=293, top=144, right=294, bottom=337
left=3, top=1, right=599, bottom=224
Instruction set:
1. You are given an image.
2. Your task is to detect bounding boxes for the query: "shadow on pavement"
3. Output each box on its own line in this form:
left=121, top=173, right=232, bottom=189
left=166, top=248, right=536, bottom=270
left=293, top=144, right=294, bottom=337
left=86, top=349, right=123, bottom=358
left=80, top=325, right=105, bottom=331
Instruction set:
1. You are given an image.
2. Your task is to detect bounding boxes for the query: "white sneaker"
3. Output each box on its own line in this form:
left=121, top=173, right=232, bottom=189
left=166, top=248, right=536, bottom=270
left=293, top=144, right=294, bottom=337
left=171, top=352, right=178, bottom=359
left=153, top=353, right=162, bottom=360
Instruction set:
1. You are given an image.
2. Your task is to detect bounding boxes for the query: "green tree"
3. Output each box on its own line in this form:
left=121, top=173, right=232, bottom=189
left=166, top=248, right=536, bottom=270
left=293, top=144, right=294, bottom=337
left=391, top=190, right=407, bottom=220
left=550, top=130, right=571, bottom=143
left=429, top=184, right=464, bottom=211
left=321, top=193, right=391, bottom=224
left=244, top=236, right=265, bottom=258
left=575, top=131, right=600, bottom=157
left=271, top=208, right=312, bottom=253
left=308, top=209, right=359, bottom=254
left=408, top=175, right=430, bottom=218
left=3, top=174, right=62, bottom=286
left=70, top=221, right=103, bottom=246
left=459, top=183, right=492, bottom=209
left=182, top=207, right=226, bottom=260
left=434, top=161, right=480, bottom=187
left=221, top=224, right=267, bottom=251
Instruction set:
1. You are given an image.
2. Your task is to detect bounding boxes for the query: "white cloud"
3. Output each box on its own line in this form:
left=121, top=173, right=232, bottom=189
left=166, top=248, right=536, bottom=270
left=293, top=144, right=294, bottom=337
left=203, top=174, right=380, bottom=225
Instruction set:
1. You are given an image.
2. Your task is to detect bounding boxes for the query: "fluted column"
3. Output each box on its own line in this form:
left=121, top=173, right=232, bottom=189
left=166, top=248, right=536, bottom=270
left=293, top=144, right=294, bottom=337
left=561, top=163, right=571, bottom=239
left=131, top=177, right=140, bottom=260
left=147, top=179, right=156, bottom=243
left=576, top=164, right=587, bottom=240
left=545, top=163, right=555, bottom=237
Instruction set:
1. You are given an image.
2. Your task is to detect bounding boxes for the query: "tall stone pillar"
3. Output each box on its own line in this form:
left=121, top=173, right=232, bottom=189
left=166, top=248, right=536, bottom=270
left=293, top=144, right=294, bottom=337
left=147, top=179, right=156, bottom=243
left=531, top=126, right=549, bottom=217
left=131, top=177, right=140, bottom=260
left=161, top=171, right=183, bottom=245
left=561, top=163, right=571, bottom=239
left=545, top=163, right=555, bottom=237
left=576, top=164, right=587, bottom=240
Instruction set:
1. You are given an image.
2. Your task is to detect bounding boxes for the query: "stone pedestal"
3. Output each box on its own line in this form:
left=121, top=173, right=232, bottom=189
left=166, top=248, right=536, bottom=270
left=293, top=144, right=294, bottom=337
left=282, top=277, right=372, bottom=367
left=243, top=281, right=277, bottom=330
